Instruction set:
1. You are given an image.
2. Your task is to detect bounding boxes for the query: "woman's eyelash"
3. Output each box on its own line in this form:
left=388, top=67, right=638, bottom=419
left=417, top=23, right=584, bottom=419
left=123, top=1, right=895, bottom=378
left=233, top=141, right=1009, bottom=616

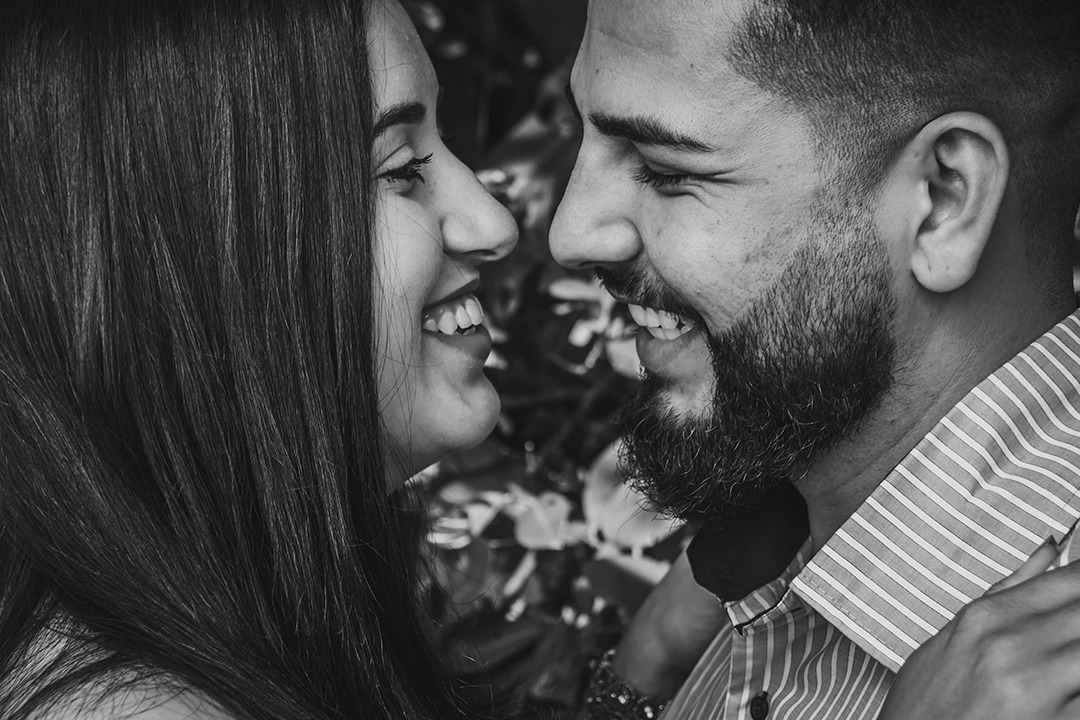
left=632, top=164, right=692, bottom=189
left=382, top=153, right=434, bottom=184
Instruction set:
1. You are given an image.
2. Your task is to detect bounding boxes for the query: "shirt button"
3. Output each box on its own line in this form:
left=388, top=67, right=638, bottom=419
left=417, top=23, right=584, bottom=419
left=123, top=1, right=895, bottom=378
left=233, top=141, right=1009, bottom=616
left=750, top=691, right=770, bottom=720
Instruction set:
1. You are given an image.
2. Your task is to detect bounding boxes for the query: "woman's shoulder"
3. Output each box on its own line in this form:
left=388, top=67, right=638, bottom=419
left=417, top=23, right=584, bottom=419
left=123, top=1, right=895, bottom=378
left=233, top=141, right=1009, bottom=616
left=39, top=686, right=233, bottom=720
left=10, top=622, right=233, bottom=720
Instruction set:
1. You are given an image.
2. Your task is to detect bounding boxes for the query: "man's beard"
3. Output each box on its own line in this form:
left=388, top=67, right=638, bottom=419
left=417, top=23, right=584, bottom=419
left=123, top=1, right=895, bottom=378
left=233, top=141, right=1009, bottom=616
left=618, top=205, right=897, bottom=525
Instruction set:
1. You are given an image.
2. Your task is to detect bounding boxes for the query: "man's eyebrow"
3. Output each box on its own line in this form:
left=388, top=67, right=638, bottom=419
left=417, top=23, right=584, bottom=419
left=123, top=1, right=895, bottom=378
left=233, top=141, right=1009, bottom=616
left=374, top=101, right=426, bottom=136
left=563, top=82, right=713, bottom=153
left=591, top=113, right=714, bottom=153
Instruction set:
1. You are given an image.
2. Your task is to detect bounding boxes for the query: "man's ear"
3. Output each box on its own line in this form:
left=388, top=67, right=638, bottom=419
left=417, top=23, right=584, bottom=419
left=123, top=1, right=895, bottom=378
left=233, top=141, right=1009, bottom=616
left=897, top=112, right=1010, bottom=293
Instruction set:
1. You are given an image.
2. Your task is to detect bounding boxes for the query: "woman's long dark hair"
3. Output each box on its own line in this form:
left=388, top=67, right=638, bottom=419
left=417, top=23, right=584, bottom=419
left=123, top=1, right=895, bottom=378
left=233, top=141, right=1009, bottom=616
left=0, top=0, right=483, bottom=717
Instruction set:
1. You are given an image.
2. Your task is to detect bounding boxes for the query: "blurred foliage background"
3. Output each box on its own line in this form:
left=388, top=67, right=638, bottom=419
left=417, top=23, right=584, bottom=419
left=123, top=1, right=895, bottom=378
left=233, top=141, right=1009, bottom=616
left=398, top=1, right=686, bottom=717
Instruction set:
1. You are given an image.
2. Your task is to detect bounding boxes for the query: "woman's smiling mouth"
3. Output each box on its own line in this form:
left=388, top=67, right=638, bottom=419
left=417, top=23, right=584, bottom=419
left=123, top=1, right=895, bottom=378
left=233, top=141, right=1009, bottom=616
left=421, top=294, right=485, bottom=335
left=418, top=292, right=493, bottom=371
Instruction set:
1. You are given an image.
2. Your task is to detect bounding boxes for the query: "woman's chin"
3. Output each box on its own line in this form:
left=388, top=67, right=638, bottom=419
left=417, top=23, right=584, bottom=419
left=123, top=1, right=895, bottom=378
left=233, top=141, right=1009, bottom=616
left=387, top=387, right=502, bottom=486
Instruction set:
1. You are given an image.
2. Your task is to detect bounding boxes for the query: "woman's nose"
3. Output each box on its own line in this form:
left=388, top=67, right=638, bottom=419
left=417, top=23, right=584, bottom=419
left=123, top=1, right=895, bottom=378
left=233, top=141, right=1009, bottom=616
left=440, top=164, right=518, bottom=263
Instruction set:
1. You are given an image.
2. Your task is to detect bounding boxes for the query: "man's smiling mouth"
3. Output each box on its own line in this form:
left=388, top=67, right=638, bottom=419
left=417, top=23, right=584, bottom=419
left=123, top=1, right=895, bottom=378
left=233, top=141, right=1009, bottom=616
left=627, top=303, right=696, bottom=341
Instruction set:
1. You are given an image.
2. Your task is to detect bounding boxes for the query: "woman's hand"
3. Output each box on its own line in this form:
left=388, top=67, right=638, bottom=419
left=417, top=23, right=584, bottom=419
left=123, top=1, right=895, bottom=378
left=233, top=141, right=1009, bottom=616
left=610, top=550, right=726, bottom=697
left=880, top=538, right=1080, bottom=720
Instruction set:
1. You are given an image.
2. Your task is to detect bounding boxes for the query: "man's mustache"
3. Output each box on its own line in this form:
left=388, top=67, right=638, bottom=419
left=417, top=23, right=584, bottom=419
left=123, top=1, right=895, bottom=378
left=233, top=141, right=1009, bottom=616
left=594, top=266, right=706, bottom=327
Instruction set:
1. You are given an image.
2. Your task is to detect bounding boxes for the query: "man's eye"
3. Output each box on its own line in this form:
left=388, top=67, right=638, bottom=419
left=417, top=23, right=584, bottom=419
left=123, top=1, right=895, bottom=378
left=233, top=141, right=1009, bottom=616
left=380, top=153, right=433, bottom=185
left=632, top=164, right=691, bottom=189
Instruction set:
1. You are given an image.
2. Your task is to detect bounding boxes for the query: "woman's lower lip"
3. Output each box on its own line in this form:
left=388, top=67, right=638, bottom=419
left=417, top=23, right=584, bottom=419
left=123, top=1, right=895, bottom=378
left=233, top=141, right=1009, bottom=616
left=634, top=326, right=701, bottom=373
left=422, top=324, right=493, bottom=360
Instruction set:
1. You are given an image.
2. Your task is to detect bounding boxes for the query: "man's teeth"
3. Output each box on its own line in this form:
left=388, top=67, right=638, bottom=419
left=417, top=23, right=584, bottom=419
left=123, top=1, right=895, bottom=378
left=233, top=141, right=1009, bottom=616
left=422, top=295, right=485, bottom=336
left=627, top=303, right=695, bottom=341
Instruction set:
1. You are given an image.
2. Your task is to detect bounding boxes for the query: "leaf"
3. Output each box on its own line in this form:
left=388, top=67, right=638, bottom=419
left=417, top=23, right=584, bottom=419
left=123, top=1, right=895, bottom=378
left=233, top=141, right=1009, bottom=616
left=547, top=276, right=610, bottom=302
left=501, top=549, right=538, bottom=600
left=448, top=613, right=553, bottom=675
left=523, top=617, right=586, bottom=704
left=605, top=336, right=641, bottom=379
left=463, top=500, right=504, bottom=538
left=582, top=441, right=682, bottom=551
left=511, top=491, right=574, bottom=550
left=433, top=538, right=496, bottom=618
left=428, top=507, right=473, bottom=550
left=568, top=318, right=601, bottom=348
left=585, top=553, right=671, bottom=616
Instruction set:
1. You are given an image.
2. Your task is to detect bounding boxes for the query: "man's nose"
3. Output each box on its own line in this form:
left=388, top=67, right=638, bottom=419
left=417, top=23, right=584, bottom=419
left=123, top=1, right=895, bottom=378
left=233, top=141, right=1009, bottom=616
left=550, top=155, right=639, bottom=270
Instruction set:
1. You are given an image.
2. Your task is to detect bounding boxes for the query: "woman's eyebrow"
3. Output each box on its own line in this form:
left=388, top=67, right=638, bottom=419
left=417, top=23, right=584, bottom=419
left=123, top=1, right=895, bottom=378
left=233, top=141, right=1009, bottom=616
left=374, top=101, right=426, bottom=136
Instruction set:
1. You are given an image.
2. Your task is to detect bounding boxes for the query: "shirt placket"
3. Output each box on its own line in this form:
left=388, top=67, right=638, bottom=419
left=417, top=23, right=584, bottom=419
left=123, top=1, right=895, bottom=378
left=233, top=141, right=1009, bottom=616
left=724, top=592, right=797, bottom=719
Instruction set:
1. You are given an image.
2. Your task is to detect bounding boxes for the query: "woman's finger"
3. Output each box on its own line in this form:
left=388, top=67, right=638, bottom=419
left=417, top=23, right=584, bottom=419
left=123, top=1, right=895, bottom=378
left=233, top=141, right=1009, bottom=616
left=987, top=536, right=1060, bottom=594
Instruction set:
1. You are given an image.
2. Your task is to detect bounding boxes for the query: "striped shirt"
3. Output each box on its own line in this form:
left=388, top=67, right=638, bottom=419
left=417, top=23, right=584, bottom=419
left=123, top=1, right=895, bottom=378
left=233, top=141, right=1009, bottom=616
left=662, top=310, right=1080, bottom=720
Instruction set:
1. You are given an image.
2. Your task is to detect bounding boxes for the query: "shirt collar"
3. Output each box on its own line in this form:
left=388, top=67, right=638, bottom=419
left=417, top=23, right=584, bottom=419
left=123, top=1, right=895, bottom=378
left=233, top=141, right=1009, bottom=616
left=725, top=538, right=813, bottom=627
left=792, top=310, right=1080, bottom=671
left=686, top=480, right=809, bottom=603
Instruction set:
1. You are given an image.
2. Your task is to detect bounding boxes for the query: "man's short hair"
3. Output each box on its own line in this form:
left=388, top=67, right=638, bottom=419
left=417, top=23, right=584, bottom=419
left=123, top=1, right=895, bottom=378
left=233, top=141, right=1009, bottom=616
left=729, top=0, right=1080, bottom=261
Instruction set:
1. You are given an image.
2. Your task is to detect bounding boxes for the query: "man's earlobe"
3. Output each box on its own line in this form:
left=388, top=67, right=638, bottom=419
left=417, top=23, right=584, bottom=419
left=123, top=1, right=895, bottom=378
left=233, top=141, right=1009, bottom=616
left=906, top=113, right=1010, bottom=293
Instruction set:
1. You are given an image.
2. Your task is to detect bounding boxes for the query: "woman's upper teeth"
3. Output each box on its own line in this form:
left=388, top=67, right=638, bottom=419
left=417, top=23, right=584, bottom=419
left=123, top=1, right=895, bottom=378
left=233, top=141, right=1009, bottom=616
left=422, top=294, right=485, bottom=335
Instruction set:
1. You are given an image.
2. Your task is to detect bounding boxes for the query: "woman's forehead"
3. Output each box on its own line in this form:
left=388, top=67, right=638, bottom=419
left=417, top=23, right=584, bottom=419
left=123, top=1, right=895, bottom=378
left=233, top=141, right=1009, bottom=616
left=367, top=0, right=437, bottom=111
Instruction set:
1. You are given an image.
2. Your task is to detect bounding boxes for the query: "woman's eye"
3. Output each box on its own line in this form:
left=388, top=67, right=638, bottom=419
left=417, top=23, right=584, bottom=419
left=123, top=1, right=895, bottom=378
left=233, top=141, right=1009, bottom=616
left=380, top=153, right=433, bottom=185
left=632, top=164, right=692, bottom=189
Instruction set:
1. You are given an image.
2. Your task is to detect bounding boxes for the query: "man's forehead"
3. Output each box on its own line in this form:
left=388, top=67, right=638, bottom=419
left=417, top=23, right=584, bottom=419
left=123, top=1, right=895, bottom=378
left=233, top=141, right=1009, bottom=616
left=573, top=0, right=774, bottom=145
left=584, top=0, right=750, bottom=63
